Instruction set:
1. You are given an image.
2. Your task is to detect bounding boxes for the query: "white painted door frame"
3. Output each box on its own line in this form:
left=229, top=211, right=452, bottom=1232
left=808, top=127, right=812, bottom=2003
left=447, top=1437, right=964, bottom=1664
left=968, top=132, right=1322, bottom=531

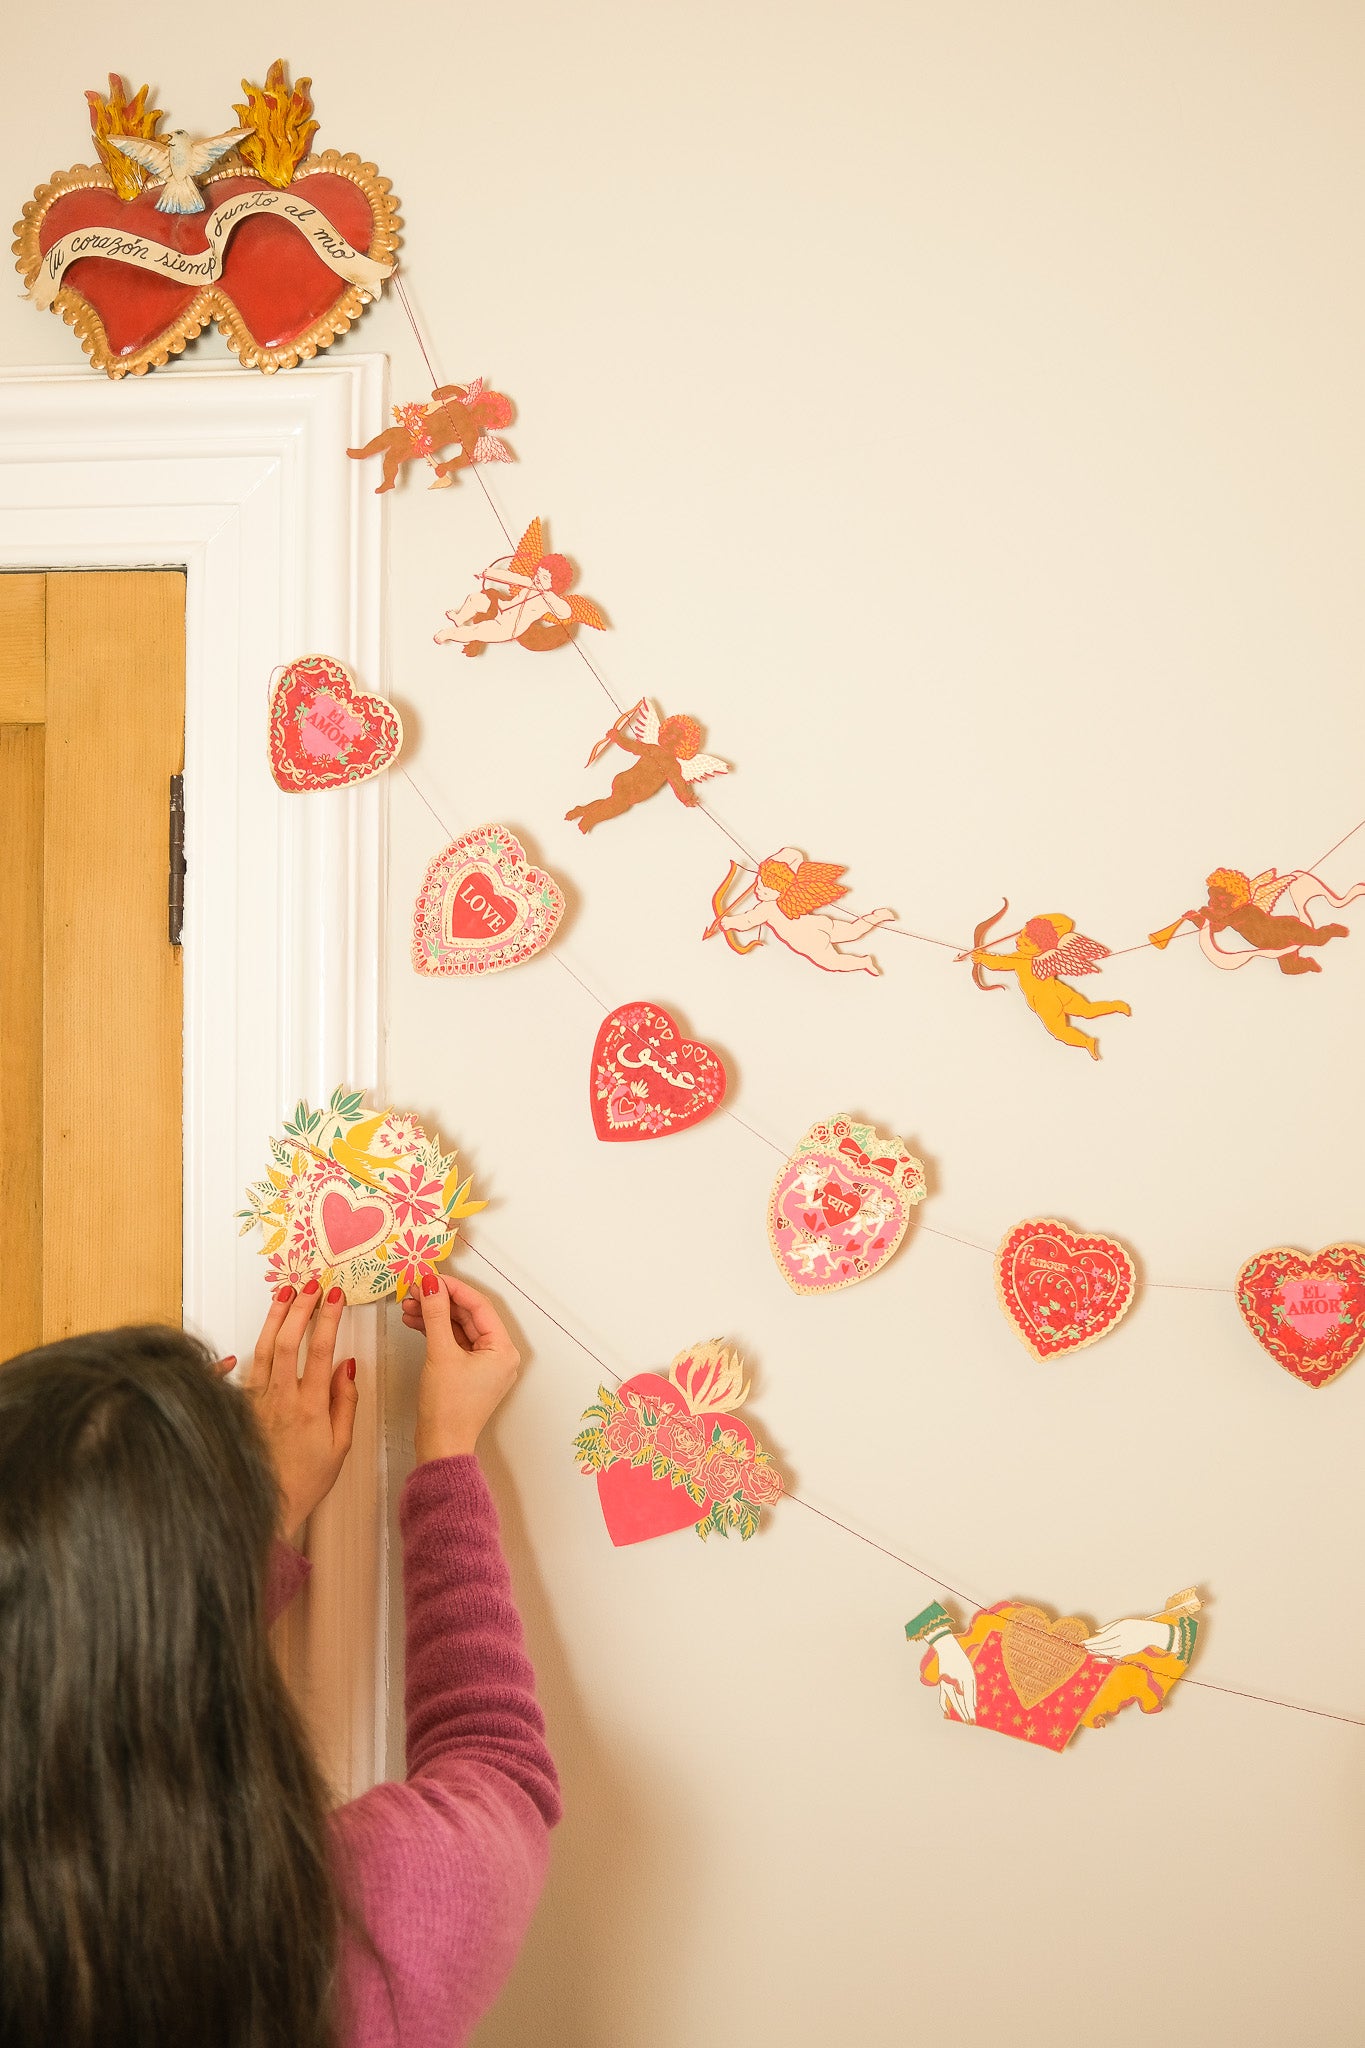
left=0, top=354, right=391, bottom=1798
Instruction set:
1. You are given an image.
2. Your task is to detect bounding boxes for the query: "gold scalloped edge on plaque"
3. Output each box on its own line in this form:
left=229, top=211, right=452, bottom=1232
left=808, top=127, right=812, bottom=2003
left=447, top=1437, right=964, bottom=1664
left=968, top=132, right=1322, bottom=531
left=12, top=150, right=402, bottom=379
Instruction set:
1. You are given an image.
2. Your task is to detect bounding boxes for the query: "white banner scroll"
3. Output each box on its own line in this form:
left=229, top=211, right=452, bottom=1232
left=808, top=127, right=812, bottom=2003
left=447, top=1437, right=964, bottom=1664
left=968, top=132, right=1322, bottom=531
left=28, top=186, right=393, bottom=309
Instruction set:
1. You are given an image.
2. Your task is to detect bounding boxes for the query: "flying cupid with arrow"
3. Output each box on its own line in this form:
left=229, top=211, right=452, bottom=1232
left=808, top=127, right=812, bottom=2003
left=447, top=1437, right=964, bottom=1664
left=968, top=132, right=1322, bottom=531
left=705, top=851, right=896, bottom=975
left=956, top=900, right=1130, bottom=1057
left=566, top=699, right=730, bottom=833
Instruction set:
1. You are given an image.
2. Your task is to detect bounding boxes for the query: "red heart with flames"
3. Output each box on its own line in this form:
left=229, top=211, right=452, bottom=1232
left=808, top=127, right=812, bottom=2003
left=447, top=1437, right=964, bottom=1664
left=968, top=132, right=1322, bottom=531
left=590, top=1001, right=727, bottom=1142
left=1236, top=1243, right=1365, bottom=1389
left=995, top=1217, right=1137, bottom=1360
left=13, top=70, right=400, bottom=377
left=268, top=654, right=402, bottom=793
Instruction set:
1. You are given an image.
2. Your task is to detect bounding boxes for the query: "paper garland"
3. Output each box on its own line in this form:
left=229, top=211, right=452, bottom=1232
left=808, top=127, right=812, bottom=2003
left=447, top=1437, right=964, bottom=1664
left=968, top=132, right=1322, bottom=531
left=907, top=1588, right=1201, bottom=1752
left=412, top=825, right=565, bottom=977
left=590, top=1002, right=727, bottom=1140
left=994, top=1218, right=1137, bottom=1360
left=705, top=850, right=896, bottom=975
left=435, top=517, right=606, bottom=656
left=267, top=654, right=402, bottom=793
left=1235, top=1244, right=1365, bottom=1389
left=567, top=699, right=730, bottom=833
left=1150, top=867, right=1365, bottom=976
left=574, top=1341, right=782, bottom=1546
left=958, top=902, right=1130, bottom=1060
left=768, top=1116, right=927, bottom=1294
left=237, top=1086, right=485, bottom=1303
left=347, top=378, right=514, bottom=492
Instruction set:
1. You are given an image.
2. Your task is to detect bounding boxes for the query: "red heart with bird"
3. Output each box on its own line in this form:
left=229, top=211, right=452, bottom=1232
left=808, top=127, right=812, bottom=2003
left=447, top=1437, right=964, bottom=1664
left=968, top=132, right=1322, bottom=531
left=268, top=654, right=402, bottom=792
left=1236, top=1244, right=1365, bottom=1389
left=995, top=1217, right=1137, bottom=1360
left=590, top=1001, right=727, bottom=1141
left=14, top=72, right=400, bottom=376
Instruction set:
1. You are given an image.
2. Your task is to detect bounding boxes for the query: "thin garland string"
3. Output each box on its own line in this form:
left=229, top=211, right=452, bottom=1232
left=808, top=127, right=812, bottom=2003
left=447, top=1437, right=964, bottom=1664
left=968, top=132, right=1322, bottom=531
left=453, top=1227, right=1365, bottom=1733
left=388, top=272, right=1365, bottom=959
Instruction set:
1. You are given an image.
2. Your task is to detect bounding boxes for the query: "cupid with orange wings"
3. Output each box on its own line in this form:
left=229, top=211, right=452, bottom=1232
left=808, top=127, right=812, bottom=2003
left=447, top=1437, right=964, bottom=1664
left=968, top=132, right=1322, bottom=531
left=704, top=849, right=895, bottom=976
left=434, top=517, right=607, bottom=656
left=956, top=902, right=1130, bottom=1058
left=566, top=699, right=730, bottom=833
left=1149, top=866, right=1365, bottom=975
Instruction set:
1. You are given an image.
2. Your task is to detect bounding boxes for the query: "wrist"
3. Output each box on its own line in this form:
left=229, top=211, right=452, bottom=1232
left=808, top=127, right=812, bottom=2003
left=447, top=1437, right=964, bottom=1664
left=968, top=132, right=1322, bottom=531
left=413, top=1426, right=480, bottom=1464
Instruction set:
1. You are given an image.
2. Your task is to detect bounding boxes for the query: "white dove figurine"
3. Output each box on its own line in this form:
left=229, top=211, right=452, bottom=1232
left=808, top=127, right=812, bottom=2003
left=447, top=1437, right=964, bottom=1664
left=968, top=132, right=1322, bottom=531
left=106, top=127, right=251, bottom=215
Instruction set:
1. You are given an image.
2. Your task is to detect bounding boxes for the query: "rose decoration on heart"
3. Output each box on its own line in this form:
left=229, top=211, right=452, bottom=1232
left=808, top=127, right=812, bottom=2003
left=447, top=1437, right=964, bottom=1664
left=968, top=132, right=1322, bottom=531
left=590, top=1001, right=727, bottom=1141
left=14, top=62, right=399, bottom=377
left=412, top=824, right=566, bottom=977
left=994, top=1217, right=1137, bottom=1360
left=574, top=1341, right=783, bottom=1546
left=1235, top=1243, right=1365, bottom=1389
left=237, top=1086, right=486, bottom=1304
left=767, top=1114, right=926, bottom=1294
left=267, top=654, right=402, bottom=792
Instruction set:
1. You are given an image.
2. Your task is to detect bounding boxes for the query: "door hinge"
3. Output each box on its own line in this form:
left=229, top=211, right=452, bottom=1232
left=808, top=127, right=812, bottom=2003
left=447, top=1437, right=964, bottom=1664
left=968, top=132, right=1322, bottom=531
left=169, top=774, right=186, bottom=947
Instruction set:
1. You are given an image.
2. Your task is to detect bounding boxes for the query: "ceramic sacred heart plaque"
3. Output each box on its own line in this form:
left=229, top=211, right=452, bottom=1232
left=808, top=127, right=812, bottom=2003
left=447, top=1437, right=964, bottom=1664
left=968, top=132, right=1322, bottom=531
left=590, top=1002, right=727, bottom=1141
left=995, top=1217, right=1137, bottom=1360
left=999, top=1608, right=1090, bottom=1710
left=268, top=654, right=402, bottom=792
left=574, top=1343, right=783, bottom=1547
left=412, top=825, right=565, bottom=977
left=14, top=67, right=399, bottom=377
left=767, top=1115, right=926, bottom=1295
left=1236, top=1244, right=1365, bottom=1389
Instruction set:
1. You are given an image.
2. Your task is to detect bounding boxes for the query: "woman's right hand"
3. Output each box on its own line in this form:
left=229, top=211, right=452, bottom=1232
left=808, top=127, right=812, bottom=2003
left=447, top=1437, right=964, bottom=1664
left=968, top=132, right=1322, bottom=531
left=400, top=1271, right=521, bottom=1462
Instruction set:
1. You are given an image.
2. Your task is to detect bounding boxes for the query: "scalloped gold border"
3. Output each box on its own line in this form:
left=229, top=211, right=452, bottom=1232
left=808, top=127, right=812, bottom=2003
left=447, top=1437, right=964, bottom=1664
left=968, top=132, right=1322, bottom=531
left=12, top=149, right=402, bottom=378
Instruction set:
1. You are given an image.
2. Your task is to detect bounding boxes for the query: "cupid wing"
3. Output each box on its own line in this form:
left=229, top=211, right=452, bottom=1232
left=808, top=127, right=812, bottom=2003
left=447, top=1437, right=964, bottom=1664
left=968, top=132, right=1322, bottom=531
left=462, top=376, right=486, bottom=401
left=778, top=862, right=850, bottom=918
left=566, top=594, right=608, bottom=630
left=106, top=135, right=170, bottom=174
left=626, top=698, right=661, bottom=745
left=678, top=750, right=731, bottom=784
left=1249, top=867, right=1294, bottom=911
left=471, top=433, right=513, bottom=464
left=508, top=518, right=544, bottom=578
left=1032, top=931, right=1110, bottom=979
left=184, top=128, right=252, bottom=177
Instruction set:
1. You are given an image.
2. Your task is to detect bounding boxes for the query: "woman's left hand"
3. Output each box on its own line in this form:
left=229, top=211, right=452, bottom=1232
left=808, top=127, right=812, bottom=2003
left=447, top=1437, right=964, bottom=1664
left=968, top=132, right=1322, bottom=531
left=234, top=1280, right=359, bottom=1540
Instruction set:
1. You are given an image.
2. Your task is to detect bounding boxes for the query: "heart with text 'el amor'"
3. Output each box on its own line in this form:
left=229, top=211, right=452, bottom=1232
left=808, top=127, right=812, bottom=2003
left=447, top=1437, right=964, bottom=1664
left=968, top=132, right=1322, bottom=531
left=590, top=1002, right=726, bottom=1141
left=412, top=825, right=565, bottom=977
left=1236, top=1244, right=1365, bottom=1388
left=268, top=654, right=403, bottom=793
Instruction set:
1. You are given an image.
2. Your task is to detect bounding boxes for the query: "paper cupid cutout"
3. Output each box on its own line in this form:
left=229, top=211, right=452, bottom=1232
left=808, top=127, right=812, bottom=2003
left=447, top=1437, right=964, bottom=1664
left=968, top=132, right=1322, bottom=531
left=574, top=1341, right=782, bottom=1546
left=995, top=1218, right=1137, bottom=1359
left=1149, top=867, right=1365, bottom=976
left=347, top=378, right=514, bottom=493
left=267, top=654, right=402, bottom=792
left=768, top=1115, right=926, bottom=1294
left=957, top=901, right=1130, bottom=1059
left=705, top=850, right=895, bottom=975
left=238, top=1086, right=486, bottom=1303
left=16, top=64, right=399, bottom=378
left=1236, top=1244, right=1365, bottom=1388
left=434, top=518, right=607, bottom=656
left=591, top=1002, right=727, bottom=1140
left=566, top=700, right=729, bottom=834
left=906, top=1588, right=1201, bottom=1753
left=412, top=824, right=565, bottom=977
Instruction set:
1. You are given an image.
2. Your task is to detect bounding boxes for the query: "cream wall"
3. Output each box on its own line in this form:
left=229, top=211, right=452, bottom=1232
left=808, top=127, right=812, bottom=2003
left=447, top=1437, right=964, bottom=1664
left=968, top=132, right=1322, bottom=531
left=7, top=5, right=1365, bottom=2042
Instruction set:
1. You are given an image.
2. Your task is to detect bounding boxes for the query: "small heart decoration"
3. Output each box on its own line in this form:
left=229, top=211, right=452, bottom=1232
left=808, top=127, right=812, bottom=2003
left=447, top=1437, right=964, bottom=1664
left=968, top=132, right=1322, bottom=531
left=995, top=1217, right=1137, bottom=1360
left=590, top=1002, right=727, bottom=1141
left=412, top=825, right=565, bottom=977
left=999, top=1608, right=1091, bottom=1710
left=310, top=1183, right=394, bottom=1266
left=767, top=1115, right=926, bottom=1296
left=1236, top=1243, right=1365, bottom=1389
left=816, top=1179, right=861, bottom=1229
left=268, top=655, right=402, bottom=792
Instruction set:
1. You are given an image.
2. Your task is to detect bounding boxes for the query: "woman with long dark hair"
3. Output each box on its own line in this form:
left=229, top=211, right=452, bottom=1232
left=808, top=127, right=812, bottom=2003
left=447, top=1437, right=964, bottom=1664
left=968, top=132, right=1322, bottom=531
left=0, top=1271, right=560, bottom=2048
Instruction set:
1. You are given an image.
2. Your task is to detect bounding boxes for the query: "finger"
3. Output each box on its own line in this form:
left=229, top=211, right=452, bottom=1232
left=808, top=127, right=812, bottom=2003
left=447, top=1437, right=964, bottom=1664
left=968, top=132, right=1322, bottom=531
left=213, top=1354, right=238, bottom=1379
left=273, top=1275, right=323, bottom=1382
left=329, top=1356, right=359, bottom=1458
left=443, top=1275, right=516, bottom=1356
left=418, top=1269, right=461, bottom=1362
left=250, top=1289, right=297, bottom=1385
left=301, top=1282, right=346, bottom=1405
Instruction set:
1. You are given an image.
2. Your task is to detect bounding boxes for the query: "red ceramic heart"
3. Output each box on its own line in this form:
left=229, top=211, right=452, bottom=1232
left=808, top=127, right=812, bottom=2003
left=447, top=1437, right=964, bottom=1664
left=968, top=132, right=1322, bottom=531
left=1236, top=1244, right=1365, bottom=1389
left=15, top=155, right=400, bottom=377
left=995, top=1217, right=1137, bottom=1360
left=268, top=654, right=402, bottom=793
left=590, top=1002, right=727, bottom=1141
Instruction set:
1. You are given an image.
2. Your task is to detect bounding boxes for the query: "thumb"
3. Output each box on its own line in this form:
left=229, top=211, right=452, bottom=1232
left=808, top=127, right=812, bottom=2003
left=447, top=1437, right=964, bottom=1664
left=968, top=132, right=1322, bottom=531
left=417, top=1270, right=460, bottom=1362
left=329, top=1357, right=360, bottom=1456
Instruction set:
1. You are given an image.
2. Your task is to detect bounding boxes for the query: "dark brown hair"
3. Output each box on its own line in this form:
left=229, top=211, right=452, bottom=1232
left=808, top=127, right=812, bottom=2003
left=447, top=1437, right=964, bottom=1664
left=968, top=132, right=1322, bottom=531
left=0, top=1325, right=340, bottom=2048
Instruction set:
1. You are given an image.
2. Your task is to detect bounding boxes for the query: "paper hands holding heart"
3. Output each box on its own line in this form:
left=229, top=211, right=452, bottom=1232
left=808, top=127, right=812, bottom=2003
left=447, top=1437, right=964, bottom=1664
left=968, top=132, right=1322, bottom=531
left=238, top=1087, right=486, bottom=1303
left=907, top=1587, right=1201, bottom=1753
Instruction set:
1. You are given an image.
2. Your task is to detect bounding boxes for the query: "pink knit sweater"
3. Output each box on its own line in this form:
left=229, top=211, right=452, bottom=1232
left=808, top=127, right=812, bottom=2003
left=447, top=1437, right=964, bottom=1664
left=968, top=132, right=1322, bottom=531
left=267, top=1456, right=561, bottom=2045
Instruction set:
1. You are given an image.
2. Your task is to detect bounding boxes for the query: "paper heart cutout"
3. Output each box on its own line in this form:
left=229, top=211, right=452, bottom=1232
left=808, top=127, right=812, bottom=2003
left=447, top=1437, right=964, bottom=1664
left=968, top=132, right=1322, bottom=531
left=816, top=1179, right=861, bottom=1229
left=412, top=825, right=565, bottom=977
left=310, top=1183, right=394, bottom=1265
left=268, top=655, right=402, bottom=792
left=999, top=1608, right=1091, bottom=1710
left=16, top=156, right=401, bottom=377
left=590, top=1002, right=727, bottom=1141
left=767, top=1118, right=925, bottom=1295
left=1236, top=1243, right=1365, bottom=1389
left=995, top=1217, right=1137, bottom=1360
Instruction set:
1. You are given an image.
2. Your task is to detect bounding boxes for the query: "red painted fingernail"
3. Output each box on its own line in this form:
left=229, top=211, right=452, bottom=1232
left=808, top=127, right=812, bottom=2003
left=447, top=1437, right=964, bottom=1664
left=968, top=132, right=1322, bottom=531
left=326, top=1285, right=344, bottom=1304
left=221, top=1355, right=237, bottom=1369
left=277, top=1286, right=296, bottom=1305
left=345, top=1358, right=357, bottom=1381
left=422, top=1271, right=440, bottom=1296
left=303, top=1276, right=321, bottom=1296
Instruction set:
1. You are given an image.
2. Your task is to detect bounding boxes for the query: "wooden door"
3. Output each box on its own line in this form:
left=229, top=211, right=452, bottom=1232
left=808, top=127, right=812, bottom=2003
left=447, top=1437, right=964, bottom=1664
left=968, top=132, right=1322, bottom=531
left=0, top=572, right=185, bottom=1354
